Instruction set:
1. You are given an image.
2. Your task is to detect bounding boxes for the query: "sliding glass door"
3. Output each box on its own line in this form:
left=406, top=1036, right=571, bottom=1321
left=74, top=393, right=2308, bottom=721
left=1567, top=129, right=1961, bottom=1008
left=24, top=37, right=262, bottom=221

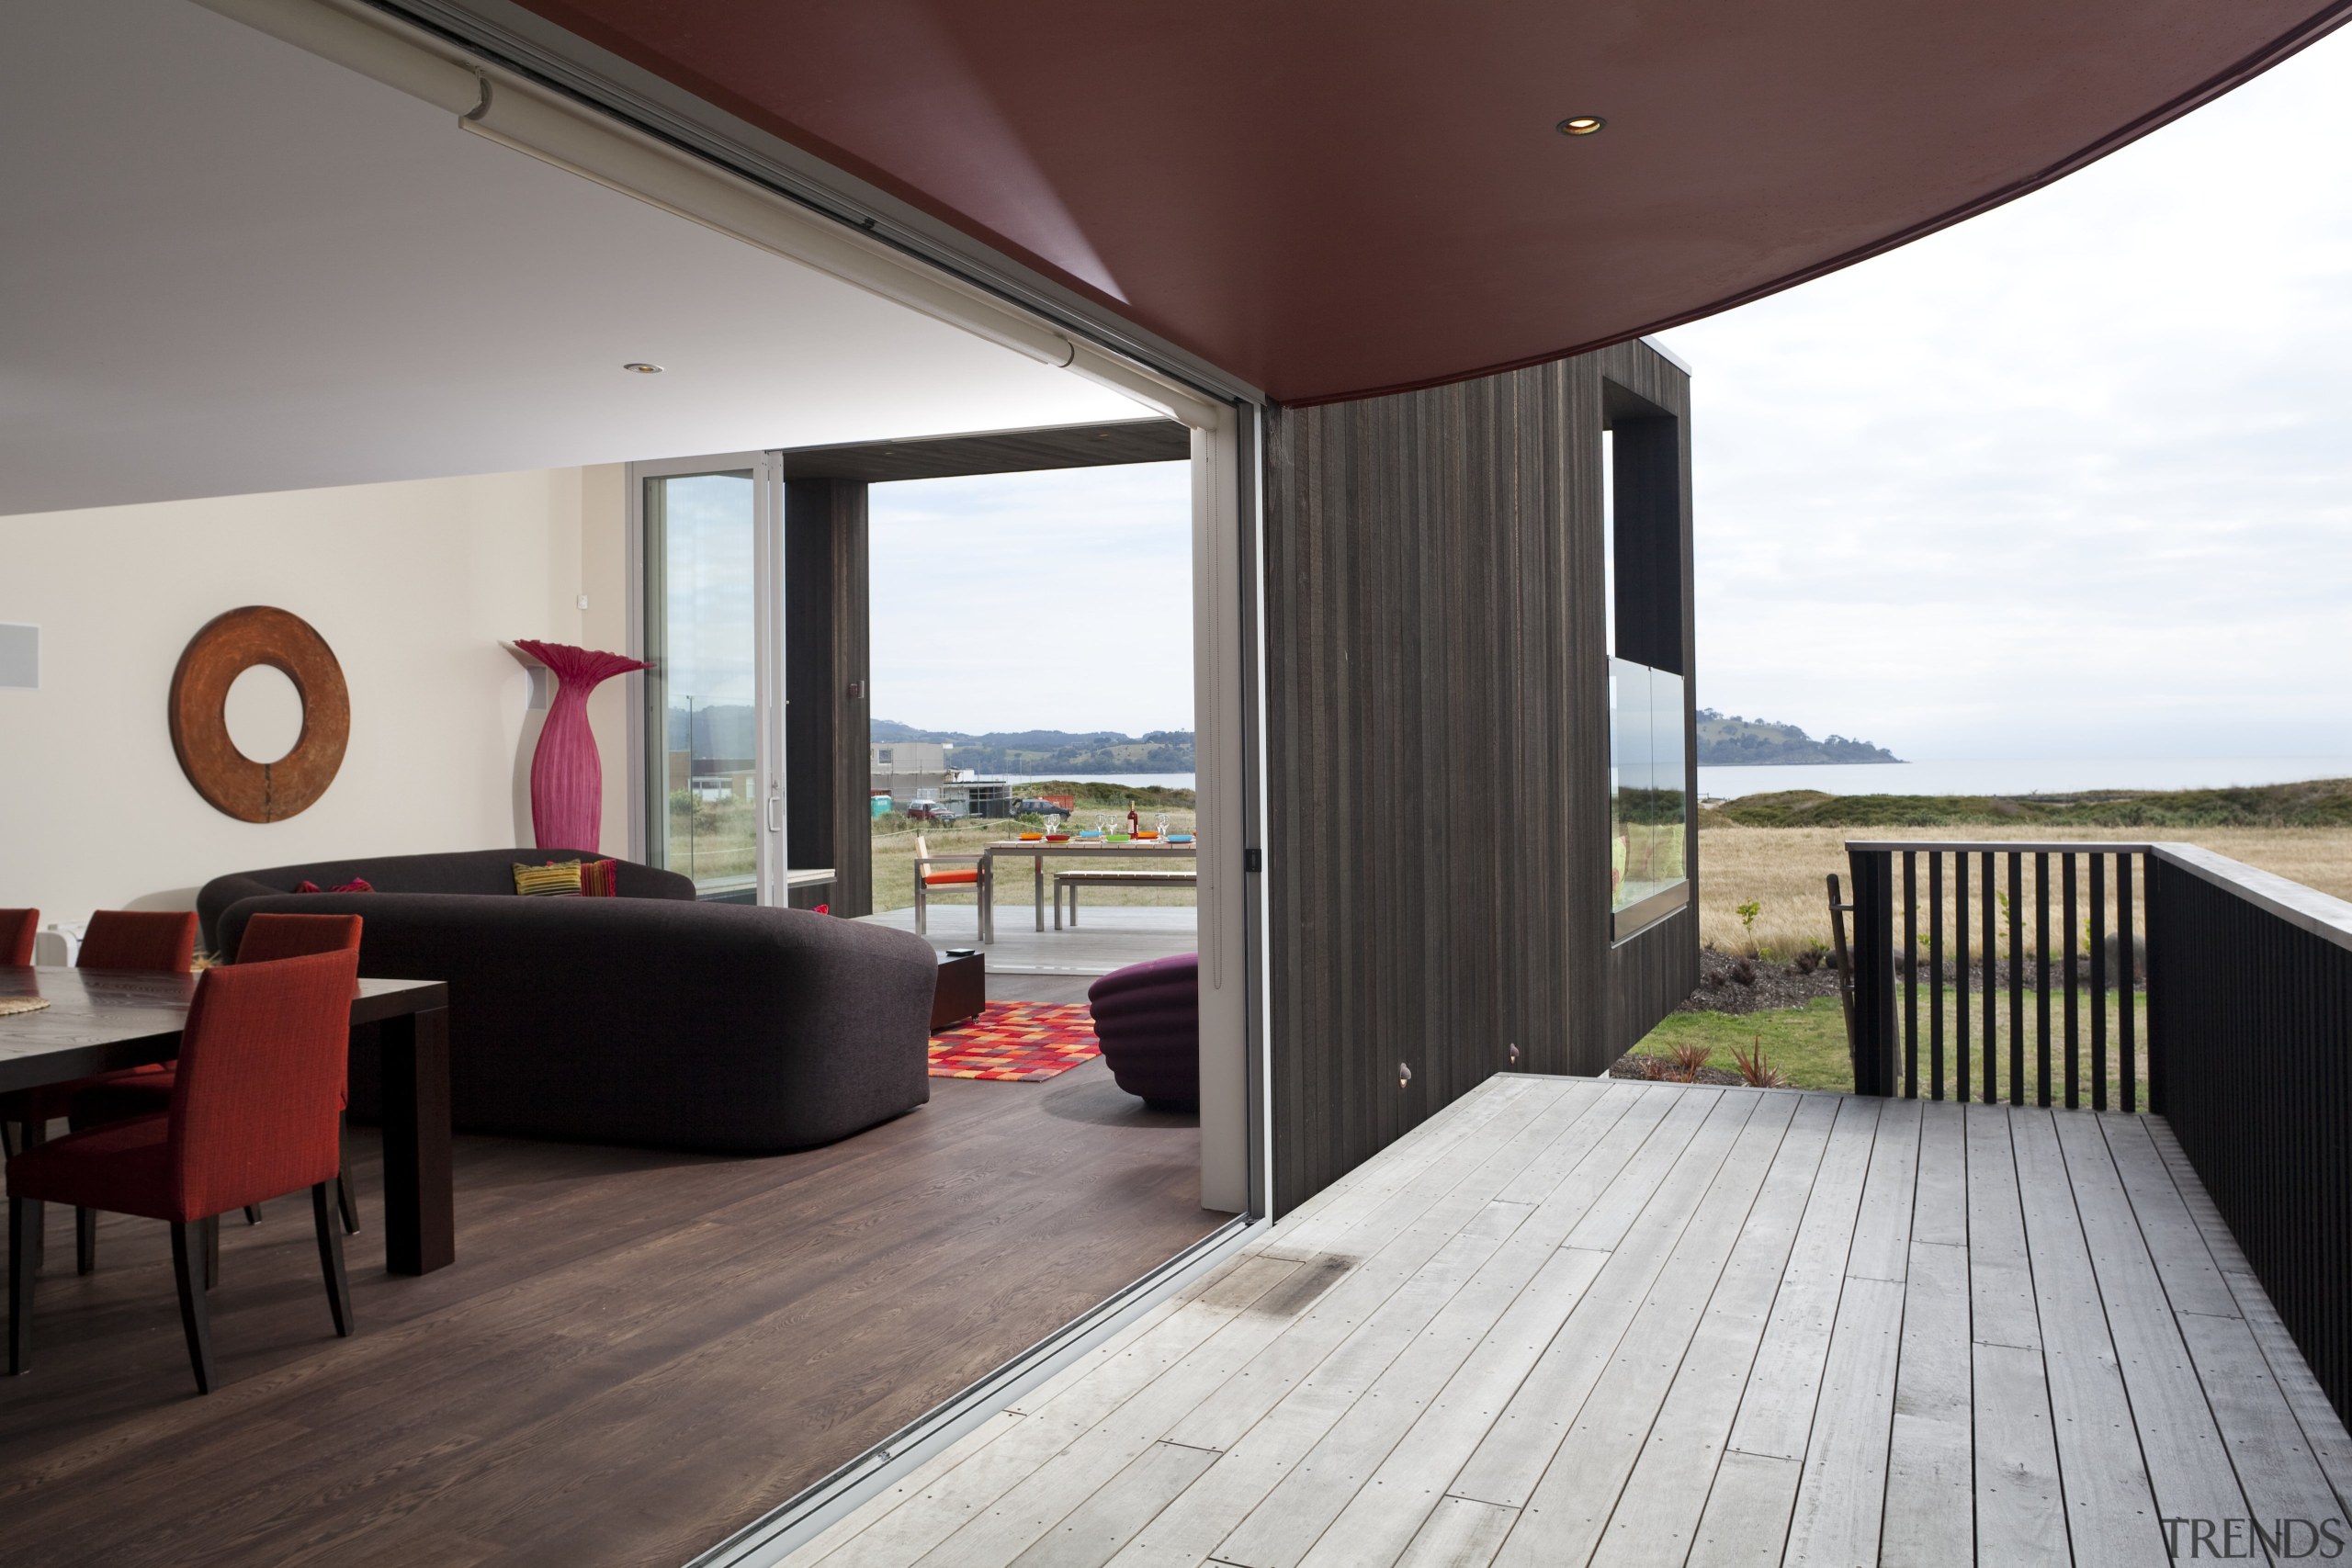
left=639, top=454, right=787, bottom=903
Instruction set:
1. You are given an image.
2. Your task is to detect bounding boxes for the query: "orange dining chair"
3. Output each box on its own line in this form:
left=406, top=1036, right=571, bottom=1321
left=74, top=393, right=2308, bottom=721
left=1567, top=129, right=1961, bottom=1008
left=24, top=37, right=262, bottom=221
left=912, top=833, right=989, bottom=936
left=8, top=947, right=364, bottom=1393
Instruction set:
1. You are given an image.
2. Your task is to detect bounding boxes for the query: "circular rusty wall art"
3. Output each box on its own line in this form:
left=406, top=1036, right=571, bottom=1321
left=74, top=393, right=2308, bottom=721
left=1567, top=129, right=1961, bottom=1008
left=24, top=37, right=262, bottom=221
left=169, top=606, right=349, bottom=823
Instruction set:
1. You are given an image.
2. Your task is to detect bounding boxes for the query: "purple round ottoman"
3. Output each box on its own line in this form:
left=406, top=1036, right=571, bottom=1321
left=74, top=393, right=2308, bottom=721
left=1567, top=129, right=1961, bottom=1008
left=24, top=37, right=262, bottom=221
left=1088, top=953, right=1199, bottom=1110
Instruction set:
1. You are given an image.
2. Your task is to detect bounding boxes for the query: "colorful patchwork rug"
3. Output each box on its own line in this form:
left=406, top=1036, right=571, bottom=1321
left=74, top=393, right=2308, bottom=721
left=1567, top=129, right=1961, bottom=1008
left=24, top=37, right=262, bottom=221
left=929, top=1000, right=1101, bottom=1082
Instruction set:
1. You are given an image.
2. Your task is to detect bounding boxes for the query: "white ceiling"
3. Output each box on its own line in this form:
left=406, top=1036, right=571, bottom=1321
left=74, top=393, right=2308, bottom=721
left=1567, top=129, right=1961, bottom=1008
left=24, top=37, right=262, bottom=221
left=0, top=0, right=1149, bottom=518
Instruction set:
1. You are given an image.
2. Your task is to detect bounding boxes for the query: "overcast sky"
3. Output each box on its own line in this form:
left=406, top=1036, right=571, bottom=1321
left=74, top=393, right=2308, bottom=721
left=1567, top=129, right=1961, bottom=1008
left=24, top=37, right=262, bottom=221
left=870, top=28, right=2350, bottom=755
left=1656, top=26, right=2352, bottom=761
left=869, top=462, right=1193, bottom=734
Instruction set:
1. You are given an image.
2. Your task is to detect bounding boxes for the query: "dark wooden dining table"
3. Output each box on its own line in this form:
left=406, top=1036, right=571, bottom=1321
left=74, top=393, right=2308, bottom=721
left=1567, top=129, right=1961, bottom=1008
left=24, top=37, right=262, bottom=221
left=0, top=965, right=454, bottom=1274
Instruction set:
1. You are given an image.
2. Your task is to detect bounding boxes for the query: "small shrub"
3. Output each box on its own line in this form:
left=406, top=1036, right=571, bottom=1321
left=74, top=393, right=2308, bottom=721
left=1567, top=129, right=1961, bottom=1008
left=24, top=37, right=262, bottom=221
left=1733, top=1035, right=1790, bottom=1089
left=1668, top=1042, right=1713, bottom=1081
left=1731, top=957, right=1758, bottom=987
left=1792, top=948, right=1820, bottom=976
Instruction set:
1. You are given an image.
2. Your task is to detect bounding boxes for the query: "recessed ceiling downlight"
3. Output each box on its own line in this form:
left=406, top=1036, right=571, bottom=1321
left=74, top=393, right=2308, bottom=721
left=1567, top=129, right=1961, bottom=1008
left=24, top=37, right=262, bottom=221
left=1557, top=116, right=1606, bottom=137
left=623, top=362, right=664, bottom=374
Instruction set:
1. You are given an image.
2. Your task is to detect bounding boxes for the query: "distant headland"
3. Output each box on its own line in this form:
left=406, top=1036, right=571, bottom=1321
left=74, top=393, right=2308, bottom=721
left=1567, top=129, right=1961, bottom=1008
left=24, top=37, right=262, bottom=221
left=1695, top=708, right=1902, bottom=766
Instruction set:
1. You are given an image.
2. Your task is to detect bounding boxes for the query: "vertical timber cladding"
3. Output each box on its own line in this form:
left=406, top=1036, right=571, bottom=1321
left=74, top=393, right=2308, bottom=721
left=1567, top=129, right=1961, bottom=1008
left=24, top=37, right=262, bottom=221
left=1601, top=352, right=1702, bottom=1058
left=784, top=478, right=875, bottom=916
left=1264, top=340, right=1695, bottom=1211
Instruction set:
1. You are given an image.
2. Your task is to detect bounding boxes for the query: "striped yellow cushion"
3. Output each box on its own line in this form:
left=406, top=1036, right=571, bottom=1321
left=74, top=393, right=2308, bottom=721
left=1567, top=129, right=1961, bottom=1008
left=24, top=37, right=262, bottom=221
left=513, top=860, right=583, bottom=897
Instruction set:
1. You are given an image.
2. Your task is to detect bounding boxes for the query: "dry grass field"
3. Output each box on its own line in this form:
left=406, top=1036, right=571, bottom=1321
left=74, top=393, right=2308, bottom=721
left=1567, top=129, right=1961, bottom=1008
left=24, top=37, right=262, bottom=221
left=1695, top=823, right=2352, bottom=957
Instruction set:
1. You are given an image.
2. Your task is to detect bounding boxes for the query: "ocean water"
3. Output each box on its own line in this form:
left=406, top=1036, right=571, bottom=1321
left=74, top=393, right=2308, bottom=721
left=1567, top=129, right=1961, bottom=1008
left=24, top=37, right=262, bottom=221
left=1008, top=773, right=1196, bottom=791
left=1699, top=756, right=2352, bottom=802
left=1008, top=759, right=2352, bottom=802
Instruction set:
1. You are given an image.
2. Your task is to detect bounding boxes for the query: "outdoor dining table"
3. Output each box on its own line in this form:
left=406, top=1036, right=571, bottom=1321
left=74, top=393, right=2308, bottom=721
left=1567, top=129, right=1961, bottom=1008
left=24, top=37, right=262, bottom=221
left=978, top=840, right=1199, bottom=942
left=0, top=964, right=455, bottom=1275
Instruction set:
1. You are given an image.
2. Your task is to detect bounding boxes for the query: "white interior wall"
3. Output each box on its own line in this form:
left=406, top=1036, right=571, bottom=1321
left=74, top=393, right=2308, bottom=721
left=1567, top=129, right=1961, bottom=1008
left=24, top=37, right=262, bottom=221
left=0, top=466, right=631, bottom=938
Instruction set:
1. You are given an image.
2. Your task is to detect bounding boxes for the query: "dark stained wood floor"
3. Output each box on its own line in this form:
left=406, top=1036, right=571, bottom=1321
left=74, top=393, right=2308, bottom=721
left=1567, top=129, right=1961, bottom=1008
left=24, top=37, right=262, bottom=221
left=0, top=1059, right=1217, bottom=1568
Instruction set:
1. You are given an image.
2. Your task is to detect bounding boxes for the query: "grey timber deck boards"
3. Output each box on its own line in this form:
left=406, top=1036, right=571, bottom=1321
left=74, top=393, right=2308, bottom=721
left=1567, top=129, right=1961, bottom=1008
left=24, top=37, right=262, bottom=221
left=786, top=1077, right=2352, bottom=1568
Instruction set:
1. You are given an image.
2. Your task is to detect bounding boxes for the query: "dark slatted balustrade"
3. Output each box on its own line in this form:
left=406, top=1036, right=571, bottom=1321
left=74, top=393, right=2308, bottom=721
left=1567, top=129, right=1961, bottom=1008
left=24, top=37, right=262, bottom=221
left=1847, top=839, right=2352, bottom=1424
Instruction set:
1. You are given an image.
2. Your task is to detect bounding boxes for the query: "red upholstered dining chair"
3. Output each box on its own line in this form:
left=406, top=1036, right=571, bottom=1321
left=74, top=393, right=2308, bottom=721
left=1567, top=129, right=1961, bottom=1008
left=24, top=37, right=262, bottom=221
left=8, top=947, right=364, bottom=1393
left=0, top=910, right=198, bottom=1159
left=234, top=913, right=364, bottom=966
left=911, top=833, right=989, bottom=936
left=69, top=914, right=367, bottom=1254
left=0, top=908, right=36, bottom=966
left=0, top=910, right=37, bottom=1158
left=76, top=908, right=199, bottom=972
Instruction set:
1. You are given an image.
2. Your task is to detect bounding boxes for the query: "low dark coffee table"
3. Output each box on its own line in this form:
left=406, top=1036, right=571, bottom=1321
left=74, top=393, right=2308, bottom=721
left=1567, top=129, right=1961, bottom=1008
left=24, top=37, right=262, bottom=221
left=932, top=950, right=985, bottom=1030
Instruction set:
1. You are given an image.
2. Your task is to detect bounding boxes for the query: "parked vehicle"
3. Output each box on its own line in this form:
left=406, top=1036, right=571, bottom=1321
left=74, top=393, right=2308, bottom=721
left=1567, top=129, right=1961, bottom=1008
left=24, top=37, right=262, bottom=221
left=905, top=800, right=964, bottom=823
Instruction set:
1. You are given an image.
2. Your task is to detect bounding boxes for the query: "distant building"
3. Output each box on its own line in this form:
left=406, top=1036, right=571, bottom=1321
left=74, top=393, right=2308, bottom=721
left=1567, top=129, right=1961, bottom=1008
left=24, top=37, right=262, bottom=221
left=870, top=740, right=950, bottom=806
left=868, top=743, right=1015, bottom=817
left=941, top=774, right=1012, bottom=818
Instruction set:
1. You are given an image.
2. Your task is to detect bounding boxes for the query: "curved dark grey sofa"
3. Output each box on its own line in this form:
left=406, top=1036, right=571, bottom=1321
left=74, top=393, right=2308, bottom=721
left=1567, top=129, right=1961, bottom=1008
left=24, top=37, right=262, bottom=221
left=198, top=850, right=935, bottom=1154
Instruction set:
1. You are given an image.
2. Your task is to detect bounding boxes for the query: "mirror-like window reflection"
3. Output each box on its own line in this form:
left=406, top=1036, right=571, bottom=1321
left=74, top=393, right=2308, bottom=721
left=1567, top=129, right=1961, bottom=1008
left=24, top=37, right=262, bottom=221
left=1610, top=656, right=1688, bottom=931
left=648, top=471, right=759, bottom=897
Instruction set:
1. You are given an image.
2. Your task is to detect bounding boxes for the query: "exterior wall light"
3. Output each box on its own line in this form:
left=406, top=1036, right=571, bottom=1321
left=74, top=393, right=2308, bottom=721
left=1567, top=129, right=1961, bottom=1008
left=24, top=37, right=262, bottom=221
left=1557, top=117, right=1606, bottom=136
left=623, top=362, right=664, bottom=374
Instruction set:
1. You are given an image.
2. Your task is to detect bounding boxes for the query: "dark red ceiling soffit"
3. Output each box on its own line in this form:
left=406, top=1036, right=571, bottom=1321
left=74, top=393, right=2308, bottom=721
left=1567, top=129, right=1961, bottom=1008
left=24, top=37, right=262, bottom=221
left=514, top=1, right=2352, bottom=404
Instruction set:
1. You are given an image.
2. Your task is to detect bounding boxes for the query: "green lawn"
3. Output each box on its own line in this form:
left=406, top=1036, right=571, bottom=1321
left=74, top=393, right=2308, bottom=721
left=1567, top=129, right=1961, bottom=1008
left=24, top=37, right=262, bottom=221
left=1629, top=987, right=2152, bottom=1108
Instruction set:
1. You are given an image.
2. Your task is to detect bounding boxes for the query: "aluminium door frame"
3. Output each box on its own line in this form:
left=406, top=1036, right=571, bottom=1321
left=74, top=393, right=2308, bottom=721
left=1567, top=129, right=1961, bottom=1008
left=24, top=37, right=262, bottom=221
left=628, top=420, right=1267, bottom=1216
left=1190, top=405, right=1264, bottom=1218
left=274, top=0, right=1275, bottom=1224
left=628, top=451, right=790, bottom=907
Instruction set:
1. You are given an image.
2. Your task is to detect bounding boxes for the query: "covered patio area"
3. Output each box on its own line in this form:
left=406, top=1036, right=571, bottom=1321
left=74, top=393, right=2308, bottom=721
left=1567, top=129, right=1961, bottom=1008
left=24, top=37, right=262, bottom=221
left=787, top=1076, right=2352, bottom=1567
left=860, top=904, right=1197, bottom=980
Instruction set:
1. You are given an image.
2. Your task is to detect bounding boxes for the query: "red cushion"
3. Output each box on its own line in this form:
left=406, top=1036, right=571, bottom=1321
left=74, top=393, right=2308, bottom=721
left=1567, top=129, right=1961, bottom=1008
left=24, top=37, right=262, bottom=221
left=6, top=1114, right=176, bottom=1220
left=922, top=870, right=981, bottom=886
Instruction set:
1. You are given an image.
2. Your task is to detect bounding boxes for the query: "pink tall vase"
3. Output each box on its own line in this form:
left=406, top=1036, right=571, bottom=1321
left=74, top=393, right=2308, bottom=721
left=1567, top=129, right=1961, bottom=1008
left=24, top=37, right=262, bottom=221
left=514, top=640, right=648, bottom=852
